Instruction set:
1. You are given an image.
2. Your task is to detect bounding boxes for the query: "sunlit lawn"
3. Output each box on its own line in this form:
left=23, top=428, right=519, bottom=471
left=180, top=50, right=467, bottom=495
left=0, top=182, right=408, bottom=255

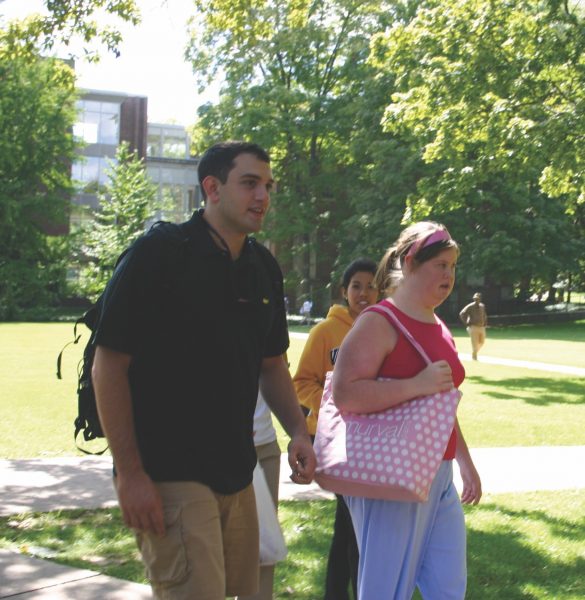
left=0, top=320, right=584, bottom=599
left=0, top=321, right=584, bottom=458
left=1, top=489, right=583, bottom=599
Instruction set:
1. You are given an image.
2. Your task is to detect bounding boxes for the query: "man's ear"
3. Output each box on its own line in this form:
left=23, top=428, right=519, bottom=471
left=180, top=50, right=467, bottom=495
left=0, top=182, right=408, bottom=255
left=202, top=175, right=220, bottom=204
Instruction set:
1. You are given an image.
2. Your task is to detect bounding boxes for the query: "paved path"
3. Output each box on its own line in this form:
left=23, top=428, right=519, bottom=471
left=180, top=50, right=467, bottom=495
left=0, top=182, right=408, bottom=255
left=3, top=446, right=585, bottom=516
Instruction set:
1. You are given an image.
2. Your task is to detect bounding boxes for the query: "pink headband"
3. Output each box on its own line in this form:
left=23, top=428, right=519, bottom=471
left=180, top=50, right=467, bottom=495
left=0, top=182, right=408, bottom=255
left=406, top=227, right=451, bottom=259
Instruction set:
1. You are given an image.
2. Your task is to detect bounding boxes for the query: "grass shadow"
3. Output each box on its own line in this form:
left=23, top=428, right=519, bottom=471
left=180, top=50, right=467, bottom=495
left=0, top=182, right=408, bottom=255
left=465, top=375, right=585, bottom=406
left=464, top=501, right=585, bottom=599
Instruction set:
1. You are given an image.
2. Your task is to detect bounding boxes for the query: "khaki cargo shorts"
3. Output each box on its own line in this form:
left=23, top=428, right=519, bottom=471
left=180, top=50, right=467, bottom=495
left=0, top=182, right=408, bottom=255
left=135, top=481, right=259, bottom=600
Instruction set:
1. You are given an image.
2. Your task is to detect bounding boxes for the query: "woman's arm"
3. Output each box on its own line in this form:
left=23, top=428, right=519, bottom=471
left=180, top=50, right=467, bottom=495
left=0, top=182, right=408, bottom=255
left=332, top=312, right=455, bottom=413
left=454, top=419, right=482, bottom=504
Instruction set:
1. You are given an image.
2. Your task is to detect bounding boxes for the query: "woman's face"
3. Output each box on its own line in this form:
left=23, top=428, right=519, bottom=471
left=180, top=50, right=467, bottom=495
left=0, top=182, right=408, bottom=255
left=344, top=271, right=377, bottom=318
left=411, top=247, right=458, bottom=308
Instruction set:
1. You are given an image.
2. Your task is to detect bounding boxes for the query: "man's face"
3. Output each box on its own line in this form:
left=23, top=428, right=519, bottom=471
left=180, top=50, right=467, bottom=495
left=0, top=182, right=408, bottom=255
left=208, top=153, right=274, bottom=235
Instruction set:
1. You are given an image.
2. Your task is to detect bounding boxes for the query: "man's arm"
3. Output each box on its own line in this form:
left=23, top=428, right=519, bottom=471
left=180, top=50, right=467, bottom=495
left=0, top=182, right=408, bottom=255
left=459, top=305, right=469, bottom=325
left=92, top=346, right=164, bottom=535
left=260, top=354, right=316, bottom=484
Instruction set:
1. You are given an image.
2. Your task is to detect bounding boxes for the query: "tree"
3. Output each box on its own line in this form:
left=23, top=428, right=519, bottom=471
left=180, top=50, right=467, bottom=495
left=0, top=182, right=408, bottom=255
left=186, top=0, right=403, bottom=312
left=370, top=0, right=585, bottom=301
left=0, top=0, right=142, bottom=318
left=73, top=142, right=158, bottom=301
left=1, top=0, right=140, bottom=61
left=0, top=47, right=77, bottom=319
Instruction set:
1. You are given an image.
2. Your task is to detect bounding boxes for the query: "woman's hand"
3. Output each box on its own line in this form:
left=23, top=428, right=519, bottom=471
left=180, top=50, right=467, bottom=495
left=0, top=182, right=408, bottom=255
left=415, top=360, right=454, bottom=395
left=457, top=456, right=482, bottom=505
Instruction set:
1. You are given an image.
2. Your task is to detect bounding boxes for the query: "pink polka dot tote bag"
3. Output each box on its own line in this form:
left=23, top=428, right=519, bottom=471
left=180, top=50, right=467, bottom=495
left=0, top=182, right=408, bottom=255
left=313, top=305, right=461, bottom=502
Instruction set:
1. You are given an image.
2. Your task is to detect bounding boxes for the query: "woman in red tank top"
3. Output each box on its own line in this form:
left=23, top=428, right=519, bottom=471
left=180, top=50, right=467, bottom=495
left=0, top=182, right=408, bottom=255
left=332, top=221, right=481, bottom=600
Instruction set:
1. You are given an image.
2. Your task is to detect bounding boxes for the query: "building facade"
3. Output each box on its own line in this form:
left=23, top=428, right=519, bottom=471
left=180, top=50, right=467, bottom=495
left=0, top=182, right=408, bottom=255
left=72, top=89, right=200, bottom=228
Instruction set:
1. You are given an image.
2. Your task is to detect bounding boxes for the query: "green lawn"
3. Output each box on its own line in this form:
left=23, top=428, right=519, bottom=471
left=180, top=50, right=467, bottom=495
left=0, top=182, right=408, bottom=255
left=1, top=489, right=583, bottom=599
left=281, top=322, right=585, bottom=451
left=1, top=320, right=584, bottom=599
left=291, top=320, right=585, bottom=369
left=0, top=321, right=584, bottom=458
left=451, top=321, right=585, bottom=368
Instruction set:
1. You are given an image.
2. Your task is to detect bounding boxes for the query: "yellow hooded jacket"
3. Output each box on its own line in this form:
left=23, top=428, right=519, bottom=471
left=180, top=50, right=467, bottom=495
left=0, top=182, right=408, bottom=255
left=293, top=304, right=354, bottom=435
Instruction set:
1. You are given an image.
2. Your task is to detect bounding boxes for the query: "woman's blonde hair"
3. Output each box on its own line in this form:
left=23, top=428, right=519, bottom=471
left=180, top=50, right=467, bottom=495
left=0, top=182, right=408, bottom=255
left=375, top=221, right=458, bottom=295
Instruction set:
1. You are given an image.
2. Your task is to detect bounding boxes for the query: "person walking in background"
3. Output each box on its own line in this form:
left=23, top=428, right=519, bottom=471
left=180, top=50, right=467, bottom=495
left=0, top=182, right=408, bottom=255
left=459, top=292, right=488, bottom=360
left=332, top=222, right=481, bottom=599
left=92, top=141, right=315, bottom=600
left=300, top=298, right=313, bottom=324
left=293, top=258, right=378, bottom=600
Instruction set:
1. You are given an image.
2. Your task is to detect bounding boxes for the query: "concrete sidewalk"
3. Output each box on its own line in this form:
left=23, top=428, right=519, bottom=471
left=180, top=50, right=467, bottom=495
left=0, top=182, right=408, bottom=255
left=2, top=446, right=585, bottom=598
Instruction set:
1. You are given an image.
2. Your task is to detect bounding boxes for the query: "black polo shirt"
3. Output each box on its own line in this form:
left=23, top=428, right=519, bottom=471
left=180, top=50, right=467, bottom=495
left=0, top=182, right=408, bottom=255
left=94, top=210, right=289, bottom=493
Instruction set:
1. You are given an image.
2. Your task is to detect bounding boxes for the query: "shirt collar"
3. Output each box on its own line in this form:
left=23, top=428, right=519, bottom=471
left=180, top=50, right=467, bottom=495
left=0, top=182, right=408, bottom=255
left=185, top=209, right=254, bottom=260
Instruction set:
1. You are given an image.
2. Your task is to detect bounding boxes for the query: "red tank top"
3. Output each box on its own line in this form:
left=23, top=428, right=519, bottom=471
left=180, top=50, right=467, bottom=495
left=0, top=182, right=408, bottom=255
left=363, top=299, right=464, bottom=459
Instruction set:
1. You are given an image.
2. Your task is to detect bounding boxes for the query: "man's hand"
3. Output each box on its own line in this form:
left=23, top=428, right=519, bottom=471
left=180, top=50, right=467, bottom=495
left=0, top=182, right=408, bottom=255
left=115, top=470, right=165, bottom=536
left=287, top=435, right=316, bottom=484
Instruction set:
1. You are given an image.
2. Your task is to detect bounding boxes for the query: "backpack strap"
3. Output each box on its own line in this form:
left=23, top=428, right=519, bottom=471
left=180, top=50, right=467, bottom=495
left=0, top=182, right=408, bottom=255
left=56, top=316, right=85, bottom=379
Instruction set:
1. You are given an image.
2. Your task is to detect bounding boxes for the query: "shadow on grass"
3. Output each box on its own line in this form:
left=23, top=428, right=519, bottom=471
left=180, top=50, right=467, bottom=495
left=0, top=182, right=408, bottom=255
left=0, top=508, right=144, bottom=583
left=465, top=501, right=585, bottom=599
left=466, top=375, right=585, bottom=406
left=1, top=497, right=583, bottom=599
left=277, top=498, right=585, bottom=599
left=276, top=500, right=334, bottom=598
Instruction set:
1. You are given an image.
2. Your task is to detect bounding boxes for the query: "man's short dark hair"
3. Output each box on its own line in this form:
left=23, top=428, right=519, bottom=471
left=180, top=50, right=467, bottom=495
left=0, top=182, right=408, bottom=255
left=198, top=141, right=271, bottom=198
left=341, top=258, right=377, bottom=290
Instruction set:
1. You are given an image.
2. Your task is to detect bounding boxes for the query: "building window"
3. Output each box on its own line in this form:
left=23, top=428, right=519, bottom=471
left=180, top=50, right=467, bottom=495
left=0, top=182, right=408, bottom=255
left=146, top=126, right=189, bottom=159
left=162, top=136, right=188, bottom=158
left=72, top=156, right=116, bottom=192
left=74, top=99, right=120, bottom=145
left=147, top=132, right=162, bottom=157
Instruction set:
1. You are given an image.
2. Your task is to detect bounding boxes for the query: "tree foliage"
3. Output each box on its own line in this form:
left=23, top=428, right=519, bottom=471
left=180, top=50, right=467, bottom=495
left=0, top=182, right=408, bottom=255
left=73, top=142, right=158, bottom=301
left=1, top=0, right=140, bottom=61
left=370, top=0, right=585, bottom=297
left=186, top=0, right=402, bottom=309
left=186, top=0, right=585, bottom=309
left=0, top=42, right=77, bottom=319
left=0, top=0, right=142, bottom=318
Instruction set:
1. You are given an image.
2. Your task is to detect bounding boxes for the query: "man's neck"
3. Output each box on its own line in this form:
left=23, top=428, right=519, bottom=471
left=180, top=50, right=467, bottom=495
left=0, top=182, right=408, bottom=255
left=201, top=211, right=246, bottom=259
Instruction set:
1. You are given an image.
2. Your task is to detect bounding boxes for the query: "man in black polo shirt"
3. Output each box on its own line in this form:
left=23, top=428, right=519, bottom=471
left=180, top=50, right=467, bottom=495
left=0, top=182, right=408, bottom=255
left=92, top=141, right=315, bottom=600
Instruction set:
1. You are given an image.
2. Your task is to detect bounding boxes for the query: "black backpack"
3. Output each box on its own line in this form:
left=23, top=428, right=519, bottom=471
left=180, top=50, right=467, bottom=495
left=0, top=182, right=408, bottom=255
left=56, top=301, right=106, bottom=454
left=57, top=221, right=190, bottom=455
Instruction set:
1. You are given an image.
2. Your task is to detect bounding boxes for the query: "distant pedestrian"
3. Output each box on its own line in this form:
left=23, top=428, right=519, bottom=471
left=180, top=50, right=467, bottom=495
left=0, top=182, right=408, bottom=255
left=300, top=299, right=313, bottom=324
left=459, top=292, right=488, bottom=360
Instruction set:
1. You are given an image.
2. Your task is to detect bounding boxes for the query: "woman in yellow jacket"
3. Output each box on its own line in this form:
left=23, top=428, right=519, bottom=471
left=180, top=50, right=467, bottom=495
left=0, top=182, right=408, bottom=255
left=293, top=258, right=378, bottom=600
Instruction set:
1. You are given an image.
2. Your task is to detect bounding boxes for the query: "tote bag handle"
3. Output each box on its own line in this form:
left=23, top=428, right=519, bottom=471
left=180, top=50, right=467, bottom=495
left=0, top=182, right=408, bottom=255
left=365, top=304, right=433, bottom=366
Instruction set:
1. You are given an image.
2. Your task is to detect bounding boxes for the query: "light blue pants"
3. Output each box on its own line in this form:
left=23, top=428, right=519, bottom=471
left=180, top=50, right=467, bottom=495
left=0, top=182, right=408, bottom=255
left=345, top=461, right=466, bottom=600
